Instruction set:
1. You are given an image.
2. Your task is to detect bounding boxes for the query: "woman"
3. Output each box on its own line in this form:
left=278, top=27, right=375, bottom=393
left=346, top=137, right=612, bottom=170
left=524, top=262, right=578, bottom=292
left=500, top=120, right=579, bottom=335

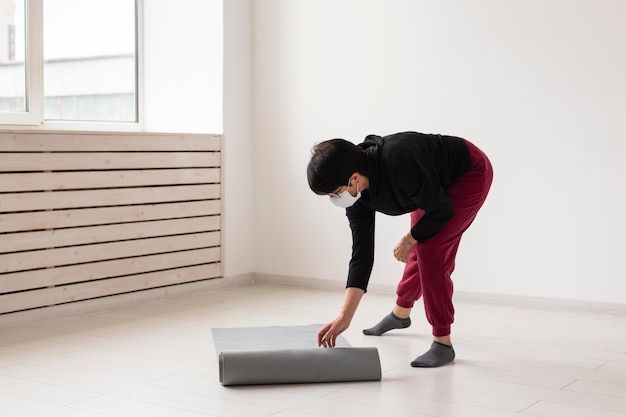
left=306, top=131, right=493, bottom=367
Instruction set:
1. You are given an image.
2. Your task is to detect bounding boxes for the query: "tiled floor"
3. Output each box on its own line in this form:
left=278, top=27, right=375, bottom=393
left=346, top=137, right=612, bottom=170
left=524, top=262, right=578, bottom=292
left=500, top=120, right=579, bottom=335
left=0, top=283, right=625, bottom=416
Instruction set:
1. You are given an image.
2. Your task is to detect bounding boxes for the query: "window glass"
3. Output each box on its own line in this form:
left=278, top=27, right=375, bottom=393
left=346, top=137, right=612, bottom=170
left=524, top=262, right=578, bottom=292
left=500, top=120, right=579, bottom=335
left=43, top=0, right=137, bottom=122
left=0, top=0, right=26, bottom=112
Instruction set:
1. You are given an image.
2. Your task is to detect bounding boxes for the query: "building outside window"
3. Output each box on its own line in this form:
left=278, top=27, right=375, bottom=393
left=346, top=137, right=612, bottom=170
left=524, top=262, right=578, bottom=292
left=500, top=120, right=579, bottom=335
left=0, top=0, right=138, bottom=123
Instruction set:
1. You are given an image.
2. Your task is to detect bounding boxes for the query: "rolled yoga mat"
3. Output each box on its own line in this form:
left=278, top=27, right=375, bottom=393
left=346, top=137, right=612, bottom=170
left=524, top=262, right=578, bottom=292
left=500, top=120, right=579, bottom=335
left=212, top=324, right=382, bottom=386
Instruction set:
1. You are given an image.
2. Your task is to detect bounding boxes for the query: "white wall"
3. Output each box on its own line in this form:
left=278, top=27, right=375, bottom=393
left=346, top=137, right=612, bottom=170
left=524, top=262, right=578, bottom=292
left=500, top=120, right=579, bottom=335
left=223, top=0, right=254, bottom=277
left=145, top=0, right=255, bottom=278
left=144, top=0, right=223, bottom=133
left=251, top=0, right=626, bottom=303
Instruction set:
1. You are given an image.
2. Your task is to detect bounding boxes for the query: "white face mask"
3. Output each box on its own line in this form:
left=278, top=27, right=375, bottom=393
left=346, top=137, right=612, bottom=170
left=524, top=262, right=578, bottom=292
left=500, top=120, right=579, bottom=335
left=330, top=180, right=361, bottom=208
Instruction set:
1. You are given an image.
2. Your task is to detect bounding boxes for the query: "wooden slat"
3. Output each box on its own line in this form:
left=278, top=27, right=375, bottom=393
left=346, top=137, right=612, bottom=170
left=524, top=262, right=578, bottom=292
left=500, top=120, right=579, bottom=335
left=0, top=168, right=220, bottom=192
left=0, top=247, right=220, bottom=294
left=0, top=132, right=221, bottom=151
left=0, top=131, right=222, bottom=315
left=0, top=152, right=220, bottom=172
left=0, top=231, right=220, bottom=273
left=0, top=263, right=221, bottom=314
left=0, top=184, right=220, bottom=213
left=0, top=201, right=220, bottom=233
left=1, top=216, right=220, bottom=253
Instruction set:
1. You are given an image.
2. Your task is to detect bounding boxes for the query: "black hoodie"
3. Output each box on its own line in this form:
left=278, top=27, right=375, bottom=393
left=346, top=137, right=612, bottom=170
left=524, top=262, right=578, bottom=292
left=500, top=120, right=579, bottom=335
left=345, top=131, right=472, bottom=291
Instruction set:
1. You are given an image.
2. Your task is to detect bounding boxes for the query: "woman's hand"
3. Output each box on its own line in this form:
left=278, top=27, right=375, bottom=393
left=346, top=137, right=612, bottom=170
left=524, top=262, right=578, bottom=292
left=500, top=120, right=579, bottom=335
left=317, top=312, right=351, bottom=348
left=317, top=287, right=365, bottom=348
left=394, top=233, right=417, bottom=263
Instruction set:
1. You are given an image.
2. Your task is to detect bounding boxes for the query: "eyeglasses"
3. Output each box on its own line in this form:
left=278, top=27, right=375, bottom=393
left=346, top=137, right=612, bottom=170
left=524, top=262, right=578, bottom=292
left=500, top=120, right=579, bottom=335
left=328, top=188, right=343, bottom=199
left=328, top=179, right=350, bottom=199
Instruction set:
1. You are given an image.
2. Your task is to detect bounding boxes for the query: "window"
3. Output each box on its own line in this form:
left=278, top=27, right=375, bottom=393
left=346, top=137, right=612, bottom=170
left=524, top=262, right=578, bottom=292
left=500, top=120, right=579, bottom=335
left=0, top=0, right=139, bottom=126
left=0, top=0, right=222, bottom=133
left=0, top=0, right=28, bottom=115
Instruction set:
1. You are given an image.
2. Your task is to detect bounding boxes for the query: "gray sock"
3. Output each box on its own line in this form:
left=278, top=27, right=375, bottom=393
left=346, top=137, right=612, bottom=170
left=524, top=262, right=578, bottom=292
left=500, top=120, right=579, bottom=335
left=363, top=312, right=411, bottom=336
left=410, top=342, right=455, bottom=368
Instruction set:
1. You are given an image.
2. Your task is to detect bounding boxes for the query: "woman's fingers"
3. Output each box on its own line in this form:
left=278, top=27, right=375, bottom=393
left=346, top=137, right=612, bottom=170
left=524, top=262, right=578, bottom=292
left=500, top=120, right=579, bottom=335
left=318, top=319, right=347, bottom=348
left=393, top=237, right=413, bottom=263
left=317, top=324, right=331, bottom=346
left=319, top=328, right=337, bottom=348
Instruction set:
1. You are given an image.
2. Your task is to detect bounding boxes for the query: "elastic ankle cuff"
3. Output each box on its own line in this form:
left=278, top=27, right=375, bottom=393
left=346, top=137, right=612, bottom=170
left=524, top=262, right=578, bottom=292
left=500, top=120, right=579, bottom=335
left=395, top=296, right=415, bottom=309
left=433, top=326, right=451, bottom=337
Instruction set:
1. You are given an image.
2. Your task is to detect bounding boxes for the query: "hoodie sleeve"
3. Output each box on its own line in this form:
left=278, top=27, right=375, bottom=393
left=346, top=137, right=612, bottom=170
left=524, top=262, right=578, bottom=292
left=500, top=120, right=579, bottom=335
left=345, top=201, right=375, bottom=292
left=409, top=187, right=454, bottom=242
left=395, top=155, right=455, bottom=242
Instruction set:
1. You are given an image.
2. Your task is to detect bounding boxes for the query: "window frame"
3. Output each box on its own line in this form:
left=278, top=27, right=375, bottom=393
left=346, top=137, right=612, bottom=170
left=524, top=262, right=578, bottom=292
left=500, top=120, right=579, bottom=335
left=0, top=0, right=143, bottom=132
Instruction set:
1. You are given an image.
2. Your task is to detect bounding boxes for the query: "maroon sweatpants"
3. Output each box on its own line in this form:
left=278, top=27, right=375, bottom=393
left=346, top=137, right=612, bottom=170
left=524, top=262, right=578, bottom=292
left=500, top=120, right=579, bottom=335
left=396, top=139, right=493, bottom=337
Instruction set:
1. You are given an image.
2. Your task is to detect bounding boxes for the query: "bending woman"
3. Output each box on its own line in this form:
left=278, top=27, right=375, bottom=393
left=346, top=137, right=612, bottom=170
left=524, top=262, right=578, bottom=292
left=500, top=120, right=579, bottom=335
left=306, top=131, right=493, bottom=367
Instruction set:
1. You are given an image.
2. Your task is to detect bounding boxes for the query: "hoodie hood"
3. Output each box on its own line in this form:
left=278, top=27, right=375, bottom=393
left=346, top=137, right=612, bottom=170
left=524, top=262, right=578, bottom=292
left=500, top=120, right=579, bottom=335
left=358, top=134, right=384, bottom=154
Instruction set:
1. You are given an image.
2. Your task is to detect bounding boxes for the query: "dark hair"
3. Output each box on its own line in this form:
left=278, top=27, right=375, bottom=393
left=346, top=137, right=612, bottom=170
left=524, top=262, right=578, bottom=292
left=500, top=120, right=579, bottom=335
left=307, top=139, right=367, bottom=195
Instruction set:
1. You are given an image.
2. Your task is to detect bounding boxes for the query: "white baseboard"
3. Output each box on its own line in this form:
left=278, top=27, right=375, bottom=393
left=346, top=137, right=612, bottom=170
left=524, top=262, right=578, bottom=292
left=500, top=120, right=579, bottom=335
left=0, top=275, right=252, bottom=329
left=252, top=273, right=346, bottom=292
left=2, top=273, right=624, bottom=330
left=252, top=273, right=626, bottom=316
left=452, top=291, right=626, bottom=315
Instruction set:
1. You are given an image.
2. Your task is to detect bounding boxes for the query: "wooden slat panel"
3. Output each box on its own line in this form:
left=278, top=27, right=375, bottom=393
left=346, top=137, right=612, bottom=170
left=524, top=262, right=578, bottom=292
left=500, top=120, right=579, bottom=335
left=0, top=168, right=220, bottom=192
left=0, top=131, right=222, bottom=315
left=0, top=231, right=220, bottom=273
left=0, top=132, right=220, bottom=152
left=0, top=184, right=220, bottom=213
left=0, top=263, right=221, bottom=314
left=0, top=247, right=220, bottom=294
left=1, top=216, right=220, bottom=253
left=0, top=201, right=220, bottom=233
left=0, top=152, right=220, bottom=172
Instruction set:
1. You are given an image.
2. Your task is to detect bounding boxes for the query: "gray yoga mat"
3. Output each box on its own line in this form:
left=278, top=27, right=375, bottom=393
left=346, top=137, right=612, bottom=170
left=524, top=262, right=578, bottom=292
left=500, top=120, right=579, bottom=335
left=212, top=324, right=382, bottom=386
